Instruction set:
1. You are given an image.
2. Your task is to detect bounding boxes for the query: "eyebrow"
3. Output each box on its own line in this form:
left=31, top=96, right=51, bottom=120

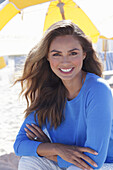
left=68, top=48, right=80, bottom=52
left=50, top=48, right=80, bottom=53
left=50, top=50, right=62, bottom=53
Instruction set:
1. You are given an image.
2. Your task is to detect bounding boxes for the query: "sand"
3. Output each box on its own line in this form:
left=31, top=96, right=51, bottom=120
left=0, top=66, right=26, bottom=169
left=0, top=153, right=20, bottom=170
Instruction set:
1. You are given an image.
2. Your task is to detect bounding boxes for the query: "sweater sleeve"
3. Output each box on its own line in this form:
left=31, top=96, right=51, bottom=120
left=13, top=111, right=43, bottom=157
left=84, top=82, right=112, bottom=169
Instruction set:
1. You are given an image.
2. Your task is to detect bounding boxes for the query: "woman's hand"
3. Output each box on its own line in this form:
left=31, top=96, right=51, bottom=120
left=24, top=124, right=58, bottom=162
left=24, top=124, right=98, bottom=169
left=55, top=144, right=98, bottom=170
left=24, top=124, right=51, bottom=143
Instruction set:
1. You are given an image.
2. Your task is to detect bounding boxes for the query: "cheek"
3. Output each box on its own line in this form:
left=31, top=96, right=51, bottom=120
left=49, top=59, right=59, bottom=69
left=73, top=57, right=83, bottom=66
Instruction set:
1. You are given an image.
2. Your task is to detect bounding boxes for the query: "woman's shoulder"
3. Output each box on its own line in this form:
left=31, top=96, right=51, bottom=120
left=85, top=72, right=111, bottom=90
left=24, top=111, right=37, bottom=123
left=83, top=72, right=113, bottom=101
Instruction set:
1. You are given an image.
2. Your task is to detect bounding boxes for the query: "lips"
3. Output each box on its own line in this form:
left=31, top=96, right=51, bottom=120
left=59, top=68, right=74, bottom=73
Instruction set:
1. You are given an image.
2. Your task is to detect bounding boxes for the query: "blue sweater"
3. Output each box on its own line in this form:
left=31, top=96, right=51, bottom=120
left=14, top=73, right=113, bottom=169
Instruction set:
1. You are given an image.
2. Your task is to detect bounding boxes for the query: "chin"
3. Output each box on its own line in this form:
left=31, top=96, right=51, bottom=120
left=60, top=76, right=74, bottom=81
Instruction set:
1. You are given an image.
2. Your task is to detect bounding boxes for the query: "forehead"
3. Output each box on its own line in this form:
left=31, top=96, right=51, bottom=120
left=49, top=35, right=82, bottom=49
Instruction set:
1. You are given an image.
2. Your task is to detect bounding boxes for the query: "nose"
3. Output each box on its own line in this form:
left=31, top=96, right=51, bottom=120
left=61, top=55, right=70, bottom=63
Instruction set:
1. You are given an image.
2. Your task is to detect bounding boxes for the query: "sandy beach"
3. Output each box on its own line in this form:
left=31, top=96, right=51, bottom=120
left=0, top=66, right=26, bottom=169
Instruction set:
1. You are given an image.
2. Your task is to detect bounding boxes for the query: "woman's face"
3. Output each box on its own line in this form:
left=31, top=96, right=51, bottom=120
left=47, top=35, right=86, bottom=82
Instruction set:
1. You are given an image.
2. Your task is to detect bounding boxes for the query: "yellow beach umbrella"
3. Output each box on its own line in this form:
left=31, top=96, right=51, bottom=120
left=0, top=0, right=51, bottom=31
left=44, top=0, right=100, bottom=43
left=0, top=0, right=100, bottom=43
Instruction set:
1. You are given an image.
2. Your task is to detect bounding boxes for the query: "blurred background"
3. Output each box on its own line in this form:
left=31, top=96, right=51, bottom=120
left=0, top=0, right=113, bottom=157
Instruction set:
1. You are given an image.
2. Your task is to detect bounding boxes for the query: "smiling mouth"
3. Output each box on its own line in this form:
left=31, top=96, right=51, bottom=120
left=59, top=68, right=74, bottom=73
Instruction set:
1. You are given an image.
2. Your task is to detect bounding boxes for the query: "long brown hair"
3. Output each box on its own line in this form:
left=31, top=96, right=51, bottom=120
left=16, top=20, right=103, bottom=129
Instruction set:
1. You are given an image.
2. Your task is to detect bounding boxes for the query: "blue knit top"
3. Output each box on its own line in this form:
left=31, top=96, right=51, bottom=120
left=14, top=73, right=113, bottom=169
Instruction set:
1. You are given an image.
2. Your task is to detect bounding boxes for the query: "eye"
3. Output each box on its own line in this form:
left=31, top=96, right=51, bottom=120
left=70, top=52, right=77, bottom=55
left=53, top=53, right=61, bottom=57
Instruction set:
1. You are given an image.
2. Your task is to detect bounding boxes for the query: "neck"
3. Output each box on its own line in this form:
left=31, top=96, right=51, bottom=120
left=63, top=71, right=85, bottom=100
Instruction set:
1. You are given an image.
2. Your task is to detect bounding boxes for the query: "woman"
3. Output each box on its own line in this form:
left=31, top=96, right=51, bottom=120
left=14, top=20, right=113, bottom=170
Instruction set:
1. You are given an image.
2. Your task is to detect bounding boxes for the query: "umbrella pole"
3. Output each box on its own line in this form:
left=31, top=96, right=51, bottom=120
left=57, top=0, right=65, bottom=20
left=102, top=39, right=107, bottom=70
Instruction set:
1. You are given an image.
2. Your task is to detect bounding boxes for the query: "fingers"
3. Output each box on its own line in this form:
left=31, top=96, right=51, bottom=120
left=31, top=124, right=50, bottom=142
left=24, top=128, right=36, bottom=140
left=77, top=146, right=98, bottom=155
left=26, top=131, right=34, bottom=140
left=57, top=145, right=98, bottom=169
left=31, top=124, right=44, bottom=136
left=73, top=157, right=93, bottom=170
left=26, top=124, right=45, bottom=138
left=68, top=155, right=94, bottom=170
left=26, top=124, right=41, bottom=137
left=72, top=159, right=87, bottom=170
left=73, top=146, right=98, bottom=168
left=24, top=124, right=51, bottom=143
left=25, top=124, right=43, bottom=141
left=78, top=152, right=98, bottom=168
left=25, top=128, right=42, bottom=142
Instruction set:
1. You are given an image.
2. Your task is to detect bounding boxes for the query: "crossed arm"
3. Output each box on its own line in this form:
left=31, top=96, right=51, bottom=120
left=24, top=123, right=98, bottom=170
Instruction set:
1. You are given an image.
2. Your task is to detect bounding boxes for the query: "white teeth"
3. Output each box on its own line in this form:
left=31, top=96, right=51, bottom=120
left=60, top=68, right=72, bottom=72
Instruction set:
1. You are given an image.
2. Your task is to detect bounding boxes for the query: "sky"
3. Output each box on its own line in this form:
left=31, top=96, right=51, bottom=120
left=75, top=0, right=113, bottom=38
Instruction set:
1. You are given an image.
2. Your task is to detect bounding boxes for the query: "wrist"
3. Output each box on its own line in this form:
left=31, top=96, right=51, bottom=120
left=53, top=143, right=61, bottom=155
left=37, top=143, right=59, bottom=157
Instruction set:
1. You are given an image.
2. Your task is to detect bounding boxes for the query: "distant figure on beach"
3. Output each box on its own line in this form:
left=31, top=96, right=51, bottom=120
left=14, top=20, right=113, bottom=170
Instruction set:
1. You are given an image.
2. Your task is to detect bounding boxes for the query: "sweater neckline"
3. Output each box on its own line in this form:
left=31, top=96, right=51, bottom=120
left=67, top=72, right=89, bottom=103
